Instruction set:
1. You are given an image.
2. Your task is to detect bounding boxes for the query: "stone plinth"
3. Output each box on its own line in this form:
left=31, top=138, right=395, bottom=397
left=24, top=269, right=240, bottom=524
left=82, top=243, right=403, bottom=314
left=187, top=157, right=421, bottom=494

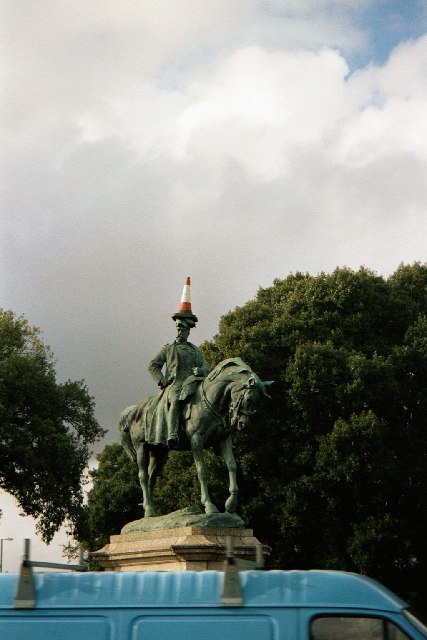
left=92, top=525, right=267, bottom=572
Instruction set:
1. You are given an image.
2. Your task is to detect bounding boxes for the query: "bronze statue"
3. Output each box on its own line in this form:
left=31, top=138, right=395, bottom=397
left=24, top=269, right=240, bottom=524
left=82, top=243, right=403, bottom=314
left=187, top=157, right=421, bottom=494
left=148, top=315, right=210, bottom=449
left=120, top=278, right=273, bottom=517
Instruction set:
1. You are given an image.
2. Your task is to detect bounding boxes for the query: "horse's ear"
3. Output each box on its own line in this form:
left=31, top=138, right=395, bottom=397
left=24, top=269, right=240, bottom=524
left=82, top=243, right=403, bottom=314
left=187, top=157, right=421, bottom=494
left=262, top=380, right=274, bottom=398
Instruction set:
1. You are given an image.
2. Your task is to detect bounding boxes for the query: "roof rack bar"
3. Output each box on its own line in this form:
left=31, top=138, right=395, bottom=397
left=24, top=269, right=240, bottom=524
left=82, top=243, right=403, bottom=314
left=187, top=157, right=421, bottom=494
left=14, top=539, right=35, bottom=609
left=14, top=539, right=87, bottom=609
left=221, top=537, right=265, bottom=607
left=25, top=560, right=87, bottom=571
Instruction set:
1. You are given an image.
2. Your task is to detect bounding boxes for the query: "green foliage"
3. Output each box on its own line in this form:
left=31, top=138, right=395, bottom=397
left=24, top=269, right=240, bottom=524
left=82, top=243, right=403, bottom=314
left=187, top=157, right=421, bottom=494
left=0, top=309, right=105, bottom=542
left=85, top=264, right=427, bottom=615
left=84, top=444, right=141, bottom=554
left=203, top=263, right=427, bottom=613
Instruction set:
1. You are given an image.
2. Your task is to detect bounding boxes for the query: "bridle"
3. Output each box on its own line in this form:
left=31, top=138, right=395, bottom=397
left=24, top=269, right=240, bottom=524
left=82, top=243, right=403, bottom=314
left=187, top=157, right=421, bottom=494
left=229, top=383, right=257, bottom=426
left=200, top=375, right=257, bottom=429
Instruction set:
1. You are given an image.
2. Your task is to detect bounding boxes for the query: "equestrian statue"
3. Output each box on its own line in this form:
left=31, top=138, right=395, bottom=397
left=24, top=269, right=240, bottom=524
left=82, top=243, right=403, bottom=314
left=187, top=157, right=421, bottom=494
left=120, top=277, right=272, bottom=517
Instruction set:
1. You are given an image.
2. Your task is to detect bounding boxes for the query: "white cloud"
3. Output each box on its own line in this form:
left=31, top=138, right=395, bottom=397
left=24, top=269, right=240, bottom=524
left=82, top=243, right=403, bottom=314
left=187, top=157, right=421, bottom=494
left=336, top=35, right=427, bottom=166
left=171, top=46, right=350, bottom=179
left=1, top=0, right=376, bottom=151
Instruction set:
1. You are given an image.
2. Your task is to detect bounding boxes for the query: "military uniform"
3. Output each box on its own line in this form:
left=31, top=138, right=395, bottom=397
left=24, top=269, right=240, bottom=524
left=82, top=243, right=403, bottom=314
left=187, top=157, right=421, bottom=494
left=148, top=341, right=210, bottom=447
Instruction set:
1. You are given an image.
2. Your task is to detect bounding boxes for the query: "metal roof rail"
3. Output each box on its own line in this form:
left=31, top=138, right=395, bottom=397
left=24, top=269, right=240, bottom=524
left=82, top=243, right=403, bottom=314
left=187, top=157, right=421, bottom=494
left=221, top=536, right=264, bottom=607
left=14, top=539, right=87, bottom=609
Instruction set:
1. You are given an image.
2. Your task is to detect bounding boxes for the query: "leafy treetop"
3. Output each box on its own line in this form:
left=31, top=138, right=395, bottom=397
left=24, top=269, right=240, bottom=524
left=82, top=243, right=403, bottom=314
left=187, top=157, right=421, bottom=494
left=0, top=309, right=105, bottom=542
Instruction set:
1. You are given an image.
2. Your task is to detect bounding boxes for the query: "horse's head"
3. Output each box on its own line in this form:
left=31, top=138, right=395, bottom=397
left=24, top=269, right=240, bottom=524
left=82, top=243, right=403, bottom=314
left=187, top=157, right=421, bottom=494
left=229, top=373, right=273, bottom=431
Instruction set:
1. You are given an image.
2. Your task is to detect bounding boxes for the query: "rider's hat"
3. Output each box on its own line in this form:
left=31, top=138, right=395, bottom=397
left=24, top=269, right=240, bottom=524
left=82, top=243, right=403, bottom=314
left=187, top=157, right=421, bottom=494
left=172, top=276, right=198, bottom=324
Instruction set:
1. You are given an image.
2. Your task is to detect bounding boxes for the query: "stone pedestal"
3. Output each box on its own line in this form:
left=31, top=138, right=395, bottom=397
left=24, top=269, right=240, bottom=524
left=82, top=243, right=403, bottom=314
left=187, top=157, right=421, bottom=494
left=92, top=525, right=267, bottom=572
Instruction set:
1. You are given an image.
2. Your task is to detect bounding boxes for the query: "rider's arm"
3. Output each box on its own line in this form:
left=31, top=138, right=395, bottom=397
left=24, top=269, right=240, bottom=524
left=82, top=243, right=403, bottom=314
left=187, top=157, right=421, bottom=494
left=193, top=348, right=211, bottom=377
left=148, top=345, right=169, bottom=388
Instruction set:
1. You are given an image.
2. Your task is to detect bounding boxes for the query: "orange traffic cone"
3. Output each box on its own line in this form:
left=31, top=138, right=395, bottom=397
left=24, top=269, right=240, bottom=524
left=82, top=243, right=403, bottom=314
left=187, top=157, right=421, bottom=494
left=171, top=276, right=198, bottom=324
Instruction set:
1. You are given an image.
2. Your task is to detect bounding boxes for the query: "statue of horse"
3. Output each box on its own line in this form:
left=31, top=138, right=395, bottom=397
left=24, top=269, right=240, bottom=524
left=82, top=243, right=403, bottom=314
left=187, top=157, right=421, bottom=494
left=119, top=358, right=272, bottom=517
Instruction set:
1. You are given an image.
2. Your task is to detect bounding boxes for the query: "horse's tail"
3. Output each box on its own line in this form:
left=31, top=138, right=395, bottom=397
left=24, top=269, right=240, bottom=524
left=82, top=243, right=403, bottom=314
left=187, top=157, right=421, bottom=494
left=119, top=405, right=138, bottom=464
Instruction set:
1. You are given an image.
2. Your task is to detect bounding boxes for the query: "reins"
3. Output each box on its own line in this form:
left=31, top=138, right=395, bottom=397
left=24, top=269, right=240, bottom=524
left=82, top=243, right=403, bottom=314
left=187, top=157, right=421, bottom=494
left=200, top=380, right=228, bottom=423
left=200, top=376, right=256, bottom=427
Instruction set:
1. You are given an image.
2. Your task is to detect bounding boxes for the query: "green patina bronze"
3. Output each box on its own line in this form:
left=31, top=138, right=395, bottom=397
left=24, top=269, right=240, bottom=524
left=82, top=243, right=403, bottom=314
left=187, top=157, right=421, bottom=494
left=121, top=507, right=245, bottom=533
left=119, top=288, right=273, bottom=522
left=147, top=318, right=211, bottom=449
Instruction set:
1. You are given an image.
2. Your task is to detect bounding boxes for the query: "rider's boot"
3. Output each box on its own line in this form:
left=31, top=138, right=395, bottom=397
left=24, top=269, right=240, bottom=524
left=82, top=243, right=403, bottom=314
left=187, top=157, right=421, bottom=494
left=167, top=403, right=180, bottom=450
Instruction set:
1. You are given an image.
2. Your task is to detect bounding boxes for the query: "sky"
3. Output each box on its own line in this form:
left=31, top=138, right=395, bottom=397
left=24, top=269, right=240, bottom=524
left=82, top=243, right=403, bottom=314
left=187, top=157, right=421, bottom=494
left=1, top=0, right=427, bottom=571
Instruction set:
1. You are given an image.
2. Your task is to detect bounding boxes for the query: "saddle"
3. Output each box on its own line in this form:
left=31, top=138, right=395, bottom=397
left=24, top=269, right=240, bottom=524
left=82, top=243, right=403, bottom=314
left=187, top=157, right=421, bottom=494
left=178, top=375, right=205, bottom=402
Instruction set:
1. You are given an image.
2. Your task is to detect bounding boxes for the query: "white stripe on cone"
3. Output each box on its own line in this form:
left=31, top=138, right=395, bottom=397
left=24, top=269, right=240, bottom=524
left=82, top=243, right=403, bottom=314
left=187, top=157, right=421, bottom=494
left=179, top=277, right=191, bottom=310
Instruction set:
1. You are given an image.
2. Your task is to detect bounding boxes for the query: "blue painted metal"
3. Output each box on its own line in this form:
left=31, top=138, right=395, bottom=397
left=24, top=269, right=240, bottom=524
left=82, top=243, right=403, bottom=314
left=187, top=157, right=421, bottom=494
left=0, top=570, right=407, bottom=611
left=1, top=570, right=426, bottom=640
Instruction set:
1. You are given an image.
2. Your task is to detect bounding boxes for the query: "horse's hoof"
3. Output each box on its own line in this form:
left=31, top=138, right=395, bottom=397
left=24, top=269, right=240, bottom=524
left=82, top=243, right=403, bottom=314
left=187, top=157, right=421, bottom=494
left=225, top=500, right=237, bottom=513
left=205, top=503, right=219, bottom=515
left=225, top=498, right=237, bottom=513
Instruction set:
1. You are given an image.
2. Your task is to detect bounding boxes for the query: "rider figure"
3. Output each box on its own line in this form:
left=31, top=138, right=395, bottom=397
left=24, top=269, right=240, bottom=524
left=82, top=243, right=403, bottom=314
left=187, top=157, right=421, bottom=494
left=148, top=278, right=210, bottom=449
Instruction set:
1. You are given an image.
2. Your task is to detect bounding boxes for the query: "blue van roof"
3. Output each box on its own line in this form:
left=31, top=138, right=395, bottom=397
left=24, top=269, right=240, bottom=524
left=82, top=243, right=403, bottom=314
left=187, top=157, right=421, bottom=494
left=0, top=570, right=406, bottom=612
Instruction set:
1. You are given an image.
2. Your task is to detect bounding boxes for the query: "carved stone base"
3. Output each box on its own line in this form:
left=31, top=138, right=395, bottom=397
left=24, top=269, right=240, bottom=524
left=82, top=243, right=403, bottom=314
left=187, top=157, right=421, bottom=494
left=92, top=525, right=268, bottom=572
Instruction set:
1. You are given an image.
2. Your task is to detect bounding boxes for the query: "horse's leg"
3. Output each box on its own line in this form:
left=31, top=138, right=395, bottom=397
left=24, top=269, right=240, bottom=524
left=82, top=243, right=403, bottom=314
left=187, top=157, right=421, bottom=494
left=148, top=447, right=167, bottom=502
left=136, top=442, right=157, bottom=517
left=190, top=434, right=219, bottom=515
left=221, top=436, right=238, bottom=513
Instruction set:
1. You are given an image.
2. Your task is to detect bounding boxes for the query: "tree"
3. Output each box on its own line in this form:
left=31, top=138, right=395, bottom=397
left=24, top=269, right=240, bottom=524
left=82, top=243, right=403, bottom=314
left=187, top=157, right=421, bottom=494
left=84, top=444, right=141, bottom=555
left=202, top=264, right=427, bottom=615
left=84, top=264, right=427, bottom=616
left=0, top=309, right=105, bottom=542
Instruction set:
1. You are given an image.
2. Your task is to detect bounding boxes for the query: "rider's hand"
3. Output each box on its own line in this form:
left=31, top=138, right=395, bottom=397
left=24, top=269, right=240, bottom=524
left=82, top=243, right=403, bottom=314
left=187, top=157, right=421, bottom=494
left=159, top=376, right=174, bottom=389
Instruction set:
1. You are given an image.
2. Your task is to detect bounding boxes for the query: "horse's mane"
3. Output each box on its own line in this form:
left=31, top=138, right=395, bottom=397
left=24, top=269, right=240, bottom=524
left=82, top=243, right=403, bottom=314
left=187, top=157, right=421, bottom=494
left=207, top=357, right=253, bottom=382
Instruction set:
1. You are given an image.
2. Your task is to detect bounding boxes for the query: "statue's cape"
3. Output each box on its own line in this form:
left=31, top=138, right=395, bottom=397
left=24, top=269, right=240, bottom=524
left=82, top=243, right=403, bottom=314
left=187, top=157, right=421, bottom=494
left=130, top=390, right=169, bottom=446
